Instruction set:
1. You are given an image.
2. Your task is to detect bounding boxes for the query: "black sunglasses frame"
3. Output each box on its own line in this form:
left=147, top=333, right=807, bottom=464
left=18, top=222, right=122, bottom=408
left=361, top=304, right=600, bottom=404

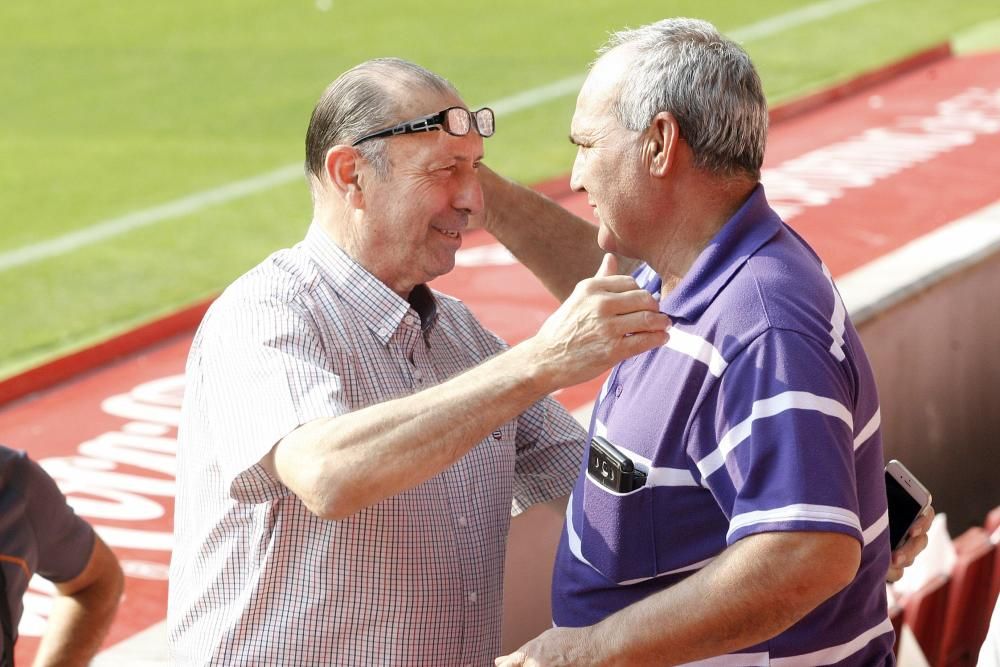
left=352, top=106, right=494, bottom=146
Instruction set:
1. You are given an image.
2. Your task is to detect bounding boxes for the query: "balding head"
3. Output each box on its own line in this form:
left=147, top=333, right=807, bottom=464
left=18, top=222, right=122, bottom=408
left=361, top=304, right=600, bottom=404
left=596, top=18, right=768, bottom=181
left=304, top=58, right=459, bottom=189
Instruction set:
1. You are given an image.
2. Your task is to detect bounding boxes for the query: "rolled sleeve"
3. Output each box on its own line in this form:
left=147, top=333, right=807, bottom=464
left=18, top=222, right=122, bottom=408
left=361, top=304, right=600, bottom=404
left=197, top=295, right=349, bottom=504
left=510, top=396, right=587, bottom=516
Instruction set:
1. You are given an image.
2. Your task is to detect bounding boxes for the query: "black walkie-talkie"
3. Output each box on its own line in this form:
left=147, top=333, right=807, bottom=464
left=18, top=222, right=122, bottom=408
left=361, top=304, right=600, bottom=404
left=588, top=436, right=647, bottom=493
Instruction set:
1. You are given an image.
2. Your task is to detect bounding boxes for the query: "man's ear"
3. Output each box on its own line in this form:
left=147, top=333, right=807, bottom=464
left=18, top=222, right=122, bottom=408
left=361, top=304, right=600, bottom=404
left=324, top=145, right=365, bottom=209
left=645, top=112, right=680, bottom=178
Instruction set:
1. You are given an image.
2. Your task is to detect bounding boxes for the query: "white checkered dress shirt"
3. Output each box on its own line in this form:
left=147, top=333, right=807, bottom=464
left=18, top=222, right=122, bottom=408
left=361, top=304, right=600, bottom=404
left=168, top=224, right=585, bottom=665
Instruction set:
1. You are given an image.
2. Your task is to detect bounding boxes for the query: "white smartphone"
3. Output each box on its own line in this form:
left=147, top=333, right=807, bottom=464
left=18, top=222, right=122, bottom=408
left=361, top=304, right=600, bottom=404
left=885, top=459, right=932, bottom=550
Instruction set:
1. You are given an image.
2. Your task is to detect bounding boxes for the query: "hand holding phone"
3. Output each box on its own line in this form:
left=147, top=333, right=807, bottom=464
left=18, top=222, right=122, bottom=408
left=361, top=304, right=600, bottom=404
left=885, top=459, right=932, bottom=550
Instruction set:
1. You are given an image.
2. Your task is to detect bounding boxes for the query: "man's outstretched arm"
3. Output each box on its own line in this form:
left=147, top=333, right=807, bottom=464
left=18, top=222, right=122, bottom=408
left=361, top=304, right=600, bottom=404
left=479, top=165, right=639, bottom=301
left=264, top=256, right=669, bottom=521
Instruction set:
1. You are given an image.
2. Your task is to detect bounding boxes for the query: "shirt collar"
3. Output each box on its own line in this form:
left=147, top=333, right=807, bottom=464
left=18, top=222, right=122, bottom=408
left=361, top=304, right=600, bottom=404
left=303, top=223, right=438, bottom=345
left=660, top=185, right=782, bottom=322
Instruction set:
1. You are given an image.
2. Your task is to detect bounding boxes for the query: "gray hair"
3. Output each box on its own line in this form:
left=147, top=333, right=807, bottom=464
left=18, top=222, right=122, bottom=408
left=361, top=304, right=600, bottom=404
left=304, top=57, right=458, bottom=183
left=598, top=18, right=768, bottom=180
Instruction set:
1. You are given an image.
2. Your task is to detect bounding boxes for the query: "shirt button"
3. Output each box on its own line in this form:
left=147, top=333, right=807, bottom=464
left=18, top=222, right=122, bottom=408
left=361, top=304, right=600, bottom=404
left=468, top=591, right=477, bottom=603
left=377, top=327, right=389, bottom=338
left=404, top=315, right=417, bottom=326
left=457, top=516, right=468, bottom=527
left=615, top=384, right=623, bottom=397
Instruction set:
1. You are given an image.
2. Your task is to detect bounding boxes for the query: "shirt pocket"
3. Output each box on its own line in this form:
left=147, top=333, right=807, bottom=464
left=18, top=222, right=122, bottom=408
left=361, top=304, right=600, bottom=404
left=579, top=473, right=656, bottom=584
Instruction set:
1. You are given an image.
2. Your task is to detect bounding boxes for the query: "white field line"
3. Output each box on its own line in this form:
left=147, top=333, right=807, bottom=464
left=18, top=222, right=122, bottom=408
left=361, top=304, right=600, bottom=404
left=0, top=0, right=881, bottom=275
left=0, top=166, right=304, bottom=272
left=727, top=0, right=879, bottom=42
left=490, top=74, right=586, bottom=116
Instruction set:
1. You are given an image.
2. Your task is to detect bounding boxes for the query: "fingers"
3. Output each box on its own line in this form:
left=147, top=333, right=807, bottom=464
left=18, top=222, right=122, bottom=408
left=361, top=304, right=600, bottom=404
left=886, top=511, right=932, bottom=583
left=910, top=506, right=934, bottom=536
left=895, top=532, right=928, bottom=566
left=893, top=506, right=933, bottom=566
left=584, top=253, right=639, bottom=292
left=610, top=309, right=672, bottom=336
left=578, top=274, right=643, bottom=295
left=593, top=288, right=663, bottom=318
left=572, top=259, right=664, bottom=320
left=595, top=252, right=617, bottom=278
left=495, top=652, right=525, bottom=667
left=618, top=329, right=671, bottom=358
left=531, top=260, right=669, bottom=388
left=580, top=254, right=652, bottom=295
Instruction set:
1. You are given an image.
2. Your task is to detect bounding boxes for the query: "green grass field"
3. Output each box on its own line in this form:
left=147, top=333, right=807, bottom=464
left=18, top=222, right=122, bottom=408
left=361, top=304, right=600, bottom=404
left=2, top=0, right=999, bottom=380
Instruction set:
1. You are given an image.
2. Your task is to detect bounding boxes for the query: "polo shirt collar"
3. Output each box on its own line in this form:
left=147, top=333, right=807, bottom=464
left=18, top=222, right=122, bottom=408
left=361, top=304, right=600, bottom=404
left=660, top=185, right=782, bottom=322
left=303, top=223, right=438, bottom=345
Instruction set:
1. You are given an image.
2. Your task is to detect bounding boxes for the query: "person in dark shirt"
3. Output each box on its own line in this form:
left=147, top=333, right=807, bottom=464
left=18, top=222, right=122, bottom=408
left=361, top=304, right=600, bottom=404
left=1, top=445, right=123, bottom=667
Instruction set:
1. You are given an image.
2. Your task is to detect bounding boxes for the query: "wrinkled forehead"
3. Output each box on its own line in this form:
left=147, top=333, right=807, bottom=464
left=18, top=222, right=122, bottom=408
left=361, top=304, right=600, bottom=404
left=389, top=84, right=466, bottom=124
left=388, top=114, right=485, bottom=169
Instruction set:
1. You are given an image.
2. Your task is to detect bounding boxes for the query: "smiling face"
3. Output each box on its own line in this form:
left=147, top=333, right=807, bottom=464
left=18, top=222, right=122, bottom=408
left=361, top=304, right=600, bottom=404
left=569, top=48, right=651, bottom=260
left=352, top=91, right=485, bottom=297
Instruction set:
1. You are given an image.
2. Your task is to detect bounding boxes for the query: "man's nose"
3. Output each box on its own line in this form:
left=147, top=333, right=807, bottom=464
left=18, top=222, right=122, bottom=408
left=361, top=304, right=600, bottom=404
left=455, top=169, right=484, bottom=215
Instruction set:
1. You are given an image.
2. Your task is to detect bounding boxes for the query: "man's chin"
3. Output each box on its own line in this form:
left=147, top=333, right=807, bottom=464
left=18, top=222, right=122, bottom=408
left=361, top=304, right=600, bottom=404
left=596, top=233, right=642, bottom=265
left=596, top=227, right=618, bottom=255
left=425, top=256, right=458, bottom=284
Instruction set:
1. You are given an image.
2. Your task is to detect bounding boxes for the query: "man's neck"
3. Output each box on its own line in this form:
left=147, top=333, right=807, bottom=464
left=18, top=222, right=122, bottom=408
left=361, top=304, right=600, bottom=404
left=647, top=176, right=756, bottom=288
left=312, top=210, right=417, bottom=300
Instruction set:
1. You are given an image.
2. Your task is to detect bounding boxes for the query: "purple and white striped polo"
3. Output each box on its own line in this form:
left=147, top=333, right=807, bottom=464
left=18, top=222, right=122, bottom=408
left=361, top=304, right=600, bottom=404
left=551, top=186, right=894, bottom=665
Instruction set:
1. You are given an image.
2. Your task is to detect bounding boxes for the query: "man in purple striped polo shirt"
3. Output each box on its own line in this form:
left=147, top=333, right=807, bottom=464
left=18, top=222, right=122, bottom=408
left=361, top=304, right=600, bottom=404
left=488, top=17, right=932, bottom=666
